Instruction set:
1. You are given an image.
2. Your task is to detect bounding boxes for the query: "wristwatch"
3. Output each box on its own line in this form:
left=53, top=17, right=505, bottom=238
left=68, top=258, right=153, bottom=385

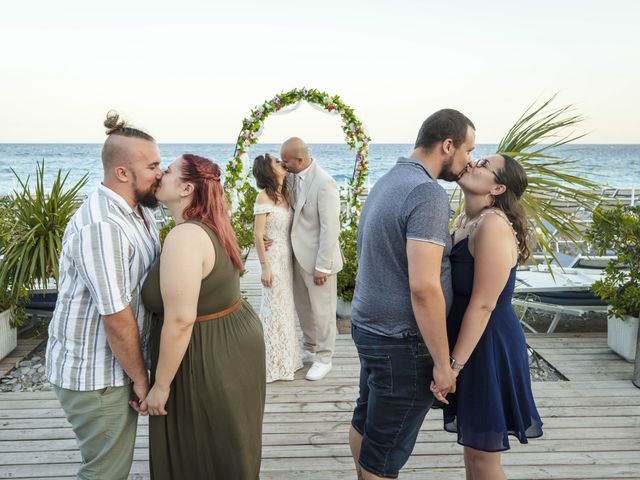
left=450, top=356, right=465, bottom=371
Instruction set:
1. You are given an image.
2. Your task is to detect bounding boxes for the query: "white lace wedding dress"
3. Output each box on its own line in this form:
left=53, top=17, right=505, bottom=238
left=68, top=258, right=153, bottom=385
left=254, top=203, right=303, bottom=382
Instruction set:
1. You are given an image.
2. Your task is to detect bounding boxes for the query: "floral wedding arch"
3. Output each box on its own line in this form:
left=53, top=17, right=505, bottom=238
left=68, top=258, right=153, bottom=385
left=224, top=87, right=371, bottom=229
left=224, top=87, right=371, bottom=301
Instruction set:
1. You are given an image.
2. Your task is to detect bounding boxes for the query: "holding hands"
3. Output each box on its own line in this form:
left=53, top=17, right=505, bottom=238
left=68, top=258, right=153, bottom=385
left=140, top=384, right=170, bottom=416
left=126, top=372, right=170, bottom=417
left=429, top=364, right=458, bottom=404
left=128, top=377, right=150, bottom=416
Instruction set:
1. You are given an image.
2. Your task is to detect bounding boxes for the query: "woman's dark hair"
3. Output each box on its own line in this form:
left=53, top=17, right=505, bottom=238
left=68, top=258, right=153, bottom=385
left=180, top=154, right=243, bottom=270
left=414, top=108, right=475, bottom=151
left=252, top=154, right=287, bottom=204
left=493, top=154, right=531, bottom=264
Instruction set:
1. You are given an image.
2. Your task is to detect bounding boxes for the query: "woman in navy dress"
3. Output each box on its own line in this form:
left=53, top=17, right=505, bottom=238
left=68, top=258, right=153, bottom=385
left=443, top=154, right=543, bottom=479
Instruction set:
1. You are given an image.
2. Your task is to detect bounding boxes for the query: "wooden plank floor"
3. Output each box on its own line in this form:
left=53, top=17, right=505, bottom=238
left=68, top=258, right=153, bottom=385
left=0, top=338, right=43, bottom=379
left=1, top=250, right=639, bottom=479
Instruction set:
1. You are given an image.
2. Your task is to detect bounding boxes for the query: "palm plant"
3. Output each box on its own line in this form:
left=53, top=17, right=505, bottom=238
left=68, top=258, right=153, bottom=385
left=453, top=95, right=600, bottom=266
left=0, top=196, right=14, bottom=253
left=497, top=95, right=600, bottom=263
left=0, top=160, right=88, bottom=306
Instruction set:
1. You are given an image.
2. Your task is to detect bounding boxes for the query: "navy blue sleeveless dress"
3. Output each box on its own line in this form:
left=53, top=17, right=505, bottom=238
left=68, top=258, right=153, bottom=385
left=443, top=237, right=543, bottom=451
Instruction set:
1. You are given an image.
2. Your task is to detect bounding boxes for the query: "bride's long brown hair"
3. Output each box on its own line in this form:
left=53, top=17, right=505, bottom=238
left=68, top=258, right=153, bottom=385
left=252, top=153, right=287, bottom=204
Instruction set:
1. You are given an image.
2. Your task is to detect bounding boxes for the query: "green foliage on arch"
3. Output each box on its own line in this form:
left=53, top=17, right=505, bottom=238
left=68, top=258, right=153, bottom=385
left=226, top=88, right=371, bottom=299
left=225, top=87, right=371, bottom=228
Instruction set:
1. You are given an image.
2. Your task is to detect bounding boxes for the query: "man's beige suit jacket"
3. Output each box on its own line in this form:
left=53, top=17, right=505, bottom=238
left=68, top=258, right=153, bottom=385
left=289, top=162, right=343, bottom=275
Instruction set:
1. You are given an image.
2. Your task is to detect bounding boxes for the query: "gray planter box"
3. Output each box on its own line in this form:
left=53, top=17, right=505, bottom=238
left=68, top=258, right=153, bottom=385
left=607, top=314, right=640, bottom=362
left=0, top=309, right=17, bottom=361
left=336, top=299, right=352, bottom=319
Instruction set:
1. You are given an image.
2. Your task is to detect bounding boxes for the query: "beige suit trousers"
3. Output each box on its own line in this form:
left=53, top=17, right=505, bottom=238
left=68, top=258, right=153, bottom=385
left=293, top=258, right=337, bottom=363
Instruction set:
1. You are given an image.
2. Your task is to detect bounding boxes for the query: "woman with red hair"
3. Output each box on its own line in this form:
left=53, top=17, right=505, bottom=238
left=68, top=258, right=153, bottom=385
left=140, top=154, right=265, bottom=479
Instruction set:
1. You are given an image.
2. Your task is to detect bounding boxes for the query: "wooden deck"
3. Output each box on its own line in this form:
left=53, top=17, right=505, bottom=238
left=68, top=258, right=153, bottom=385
left=0, top=338, right=43, bottom=379
left=0, top=251, right=639, bottom=479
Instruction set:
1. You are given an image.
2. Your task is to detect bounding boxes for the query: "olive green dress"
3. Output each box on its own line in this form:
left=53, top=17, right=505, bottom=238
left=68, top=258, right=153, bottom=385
left=141, top=221, right=266, bottom=480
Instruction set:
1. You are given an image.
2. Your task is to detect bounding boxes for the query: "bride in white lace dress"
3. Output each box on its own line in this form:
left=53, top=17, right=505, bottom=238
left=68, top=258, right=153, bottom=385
left=252, top=154, right=303, bottom=382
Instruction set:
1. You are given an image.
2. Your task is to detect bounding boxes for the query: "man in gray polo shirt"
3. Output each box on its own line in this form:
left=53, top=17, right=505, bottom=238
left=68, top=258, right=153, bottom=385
left=349, top=109, right=476, bottom=479
left=46, top=112, right=162, bottom=480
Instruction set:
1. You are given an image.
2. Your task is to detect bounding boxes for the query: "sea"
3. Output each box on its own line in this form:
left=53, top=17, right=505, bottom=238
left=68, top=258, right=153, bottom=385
left=0, top=143, right=639, bottom=195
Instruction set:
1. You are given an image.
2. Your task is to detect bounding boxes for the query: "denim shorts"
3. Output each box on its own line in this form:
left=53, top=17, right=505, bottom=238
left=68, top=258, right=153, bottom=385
left=351, top=324, right=435, bottom=479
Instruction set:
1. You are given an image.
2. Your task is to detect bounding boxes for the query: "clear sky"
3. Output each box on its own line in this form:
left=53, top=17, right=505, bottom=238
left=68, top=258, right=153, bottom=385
left=1, top=0, right=638, bottom=143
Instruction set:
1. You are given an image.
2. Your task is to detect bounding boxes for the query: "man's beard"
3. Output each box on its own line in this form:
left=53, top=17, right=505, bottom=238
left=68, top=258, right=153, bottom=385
left=439, top=153, right=463, bottom=182
left=134, top=183, right=159, bottom=208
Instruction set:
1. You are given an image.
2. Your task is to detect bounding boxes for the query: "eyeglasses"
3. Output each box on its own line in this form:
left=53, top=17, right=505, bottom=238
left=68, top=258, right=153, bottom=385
left=475, top=158, right=500, bottom=180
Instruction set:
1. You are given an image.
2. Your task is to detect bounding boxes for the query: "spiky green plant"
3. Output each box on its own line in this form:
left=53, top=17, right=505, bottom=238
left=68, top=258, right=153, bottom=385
left=0, top=196, right=15, bottom=254
left=497, top=94, right=600, bottom=264
left=0, top=160, right=88, bottom=305
left=452, top=95, right=600, bottom=267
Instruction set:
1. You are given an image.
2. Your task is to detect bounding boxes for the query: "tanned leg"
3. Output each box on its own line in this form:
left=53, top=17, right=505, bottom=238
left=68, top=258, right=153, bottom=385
left=463, top=450, right=474, bottom=480
left=464, top=446, right=506, bottom=480
left=349, top=426, right=364, bottom=480
left=349, top=428, right=396, bottom=480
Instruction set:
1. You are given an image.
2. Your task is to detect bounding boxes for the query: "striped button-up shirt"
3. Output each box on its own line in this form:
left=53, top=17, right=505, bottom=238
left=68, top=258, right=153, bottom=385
left=46, top=184, right=160, bottom=391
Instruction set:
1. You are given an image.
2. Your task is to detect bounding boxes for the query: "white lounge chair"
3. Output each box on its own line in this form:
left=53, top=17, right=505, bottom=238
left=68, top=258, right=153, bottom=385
left=514, top=264, right=609, bottom=333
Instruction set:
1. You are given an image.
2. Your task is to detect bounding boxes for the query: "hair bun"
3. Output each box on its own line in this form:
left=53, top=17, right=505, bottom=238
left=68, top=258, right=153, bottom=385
left=104, top=110, right=128, bottom=134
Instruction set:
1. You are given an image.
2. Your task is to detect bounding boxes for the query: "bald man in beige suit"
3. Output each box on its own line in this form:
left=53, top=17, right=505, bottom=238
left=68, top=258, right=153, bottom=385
left=280, top=137, right=343, bottom=381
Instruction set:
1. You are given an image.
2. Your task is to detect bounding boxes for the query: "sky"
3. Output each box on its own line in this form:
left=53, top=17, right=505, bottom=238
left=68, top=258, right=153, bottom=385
left=0, top=0, right=638, bottom=144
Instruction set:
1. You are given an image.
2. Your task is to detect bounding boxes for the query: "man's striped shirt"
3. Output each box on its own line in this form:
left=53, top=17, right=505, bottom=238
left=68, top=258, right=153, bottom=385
left=46, top=184, right=160, bottom=391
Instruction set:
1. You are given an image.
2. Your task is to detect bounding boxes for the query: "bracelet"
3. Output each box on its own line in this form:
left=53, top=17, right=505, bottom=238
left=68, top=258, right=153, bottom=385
left=450, top=356, right=465, bottom=371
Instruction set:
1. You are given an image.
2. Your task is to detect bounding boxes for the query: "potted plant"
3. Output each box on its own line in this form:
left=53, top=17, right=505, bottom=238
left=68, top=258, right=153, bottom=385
left=0, top=289, right=18, bottom=361
left=0, top=196, right=17, bottom=359
left=337, top=226, right=357, bottom=317
left=586, top=205, right=640, bottom=363
left=0, top=195, right=28, bottom=359
left=0, top=161, right=88, bottom=323
left=0, top=287, right=28, bottom=361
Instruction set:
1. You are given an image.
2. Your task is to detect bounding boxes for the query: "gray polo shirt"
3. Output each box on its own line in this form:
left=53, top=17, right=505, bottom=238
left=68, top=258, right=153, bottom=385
left=351, top=157, right=453, bottom=338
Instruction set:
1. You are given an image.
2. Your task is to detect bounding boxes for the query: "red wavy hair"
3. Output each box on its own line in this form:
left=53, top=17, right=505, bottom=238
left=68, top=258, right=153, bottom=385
left=180, top=154, right=243, bottom=270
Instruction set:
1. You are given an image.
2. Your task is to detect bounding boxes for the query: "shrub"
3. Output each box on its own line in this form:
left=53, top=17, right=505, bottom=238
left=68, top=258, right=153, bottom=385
left=0, top=161, right=87, bottom=325
left=586, top=205, right=640, bottom=318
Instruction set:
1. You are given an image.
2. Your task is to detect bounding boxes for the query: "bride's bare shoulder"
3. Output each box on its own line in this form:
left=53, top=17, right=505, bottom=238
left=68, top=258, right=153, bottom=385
left=256, top=190, right=276, bottom=205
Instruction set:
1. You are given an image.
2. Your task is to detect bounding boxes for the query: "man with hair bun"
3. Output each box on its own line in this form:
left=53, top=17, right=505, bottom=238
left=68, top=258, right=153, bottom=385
left=45, top=111, right=163, bottom=479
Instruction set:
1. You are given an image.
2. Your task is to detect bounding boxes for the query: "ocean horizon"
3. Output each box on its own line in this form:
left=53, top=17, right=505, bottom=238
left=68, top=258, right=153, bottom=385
left=1, top=143, right=639, bottom=195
